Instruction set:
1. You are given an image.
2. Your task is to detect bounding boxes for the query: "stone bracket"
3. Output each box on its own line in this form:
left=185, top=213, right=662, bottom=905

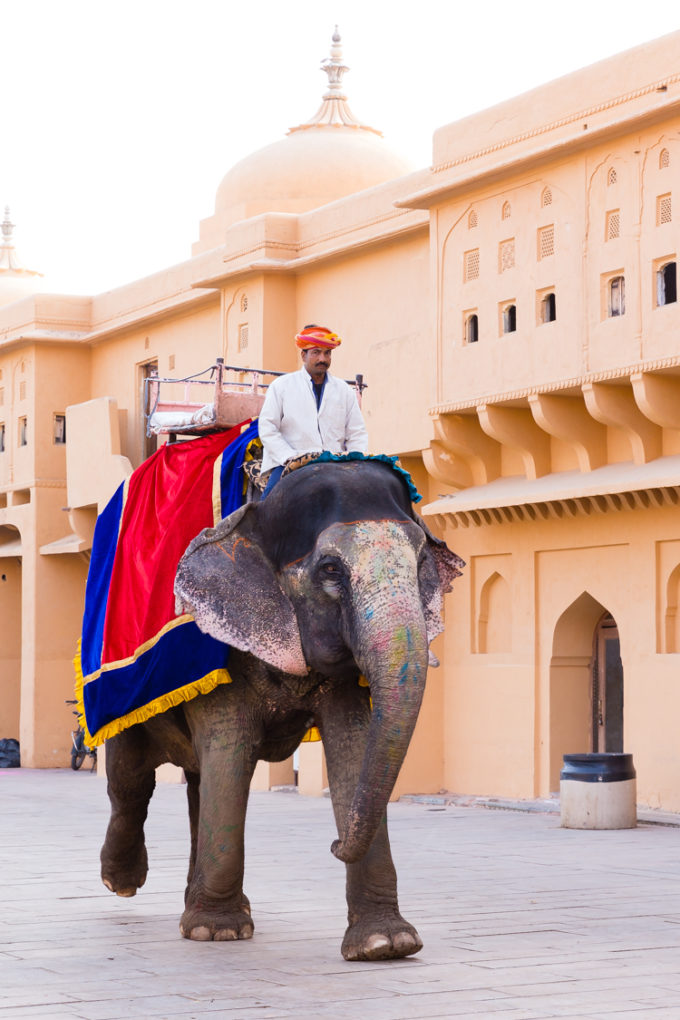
left=631, top=371, right=680, bottom=430
left=529, top=393, right=607, bottom=472
left=583, top=381, right=662, bottom=464
left=478, top=404, right=550, bottom=480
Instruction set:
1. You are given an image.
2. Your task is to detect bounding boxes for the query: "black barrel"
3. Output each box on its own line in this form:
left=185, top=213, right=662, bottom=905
left=561, top=752, right=635, bottom=784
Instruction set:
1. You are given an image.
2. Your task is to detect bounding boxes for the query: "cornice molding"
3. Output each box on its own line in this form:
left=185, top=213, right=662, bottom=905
left=194, top=208, right=427, bottom=288
left=397, top=91, right=680, bottom=211
left=429, top=353, right=680, bottom=417
left=433, top=73, right=680, bottom=175
left=426, top=482, right=680, bottom=529
left=220, top=205, right=421, bottom=267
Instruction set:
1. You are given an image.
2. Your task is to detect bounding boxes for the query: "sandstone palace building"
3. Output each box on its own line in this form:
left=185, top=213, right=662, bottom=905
left=1, top=30, right=679, bottom=812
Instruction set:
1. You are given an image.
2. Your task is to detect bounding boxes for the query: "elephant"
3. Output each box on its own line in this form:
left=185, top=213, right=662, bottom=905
left=99, top=457, right=463, bottom=961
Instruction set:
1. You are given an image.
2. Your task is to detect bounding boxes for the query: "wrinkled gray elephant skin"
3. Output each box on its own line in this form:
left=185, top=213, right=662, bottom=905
left=100, top=460, right=463, bottom=961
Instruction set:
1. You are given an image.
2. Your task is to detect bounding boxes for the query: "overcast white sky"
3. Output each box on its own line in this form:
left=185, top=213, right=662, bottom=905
left=2, top=0, right=679, bottom=295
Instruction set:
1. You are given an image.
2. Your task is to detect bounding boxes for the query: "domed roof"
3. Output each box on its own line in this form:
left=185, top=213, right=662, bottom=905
left=0, top=208, right=43, bottom=308
left=211, top=30, right=412, bottom=230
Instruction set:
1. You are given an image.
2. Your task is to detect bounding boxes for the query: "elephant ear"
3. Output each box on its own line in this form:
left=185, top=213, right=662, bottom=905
left=412, top=511, right=465, bottom=664
left=175, top=502, right=307, bottom=676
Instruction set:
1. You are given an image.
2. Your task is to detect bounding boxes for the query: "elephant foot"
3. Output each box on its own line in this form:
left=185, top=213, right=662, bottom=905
left=101, top=842, right=148, bottom=898
left=341, top=912, right=423, bottom=962
left=180, top=896, right=254, bottom=942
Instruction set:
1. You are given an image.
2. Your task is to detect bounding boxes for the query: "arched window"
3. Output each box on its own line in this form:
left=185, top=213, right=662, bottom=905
left=665, top=563, right=680, bottom=652
left=502, top=201, right=511, bottom=220
left=541, top=292, right=556, bottom=323
left=608, top=166, right=618, bottom=186
left=541, top=187, right=552, bottom=207
left=657, top=262, right=677, bottom=306
left=465, top=313, right=479, bottom=344
left=608, top=275, right=625, bottom=317
left=660, top=148, right=670, bottom=169
left=477, top=572, right=512, bottom=653
left=468, top=210, right=478, bottom=229
left=502, top=304, right=517, bottom=334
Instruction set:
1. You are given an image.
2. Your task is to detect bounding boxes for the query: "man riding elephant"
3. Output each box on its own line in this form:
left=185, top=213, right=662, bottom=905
left=258, top=324, right=368, bottom=496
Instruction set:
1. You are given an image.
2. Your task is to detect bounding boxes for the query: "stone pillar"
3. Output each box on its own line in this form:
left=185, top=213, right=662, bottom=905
left=0, top=556, right=21, bottom=741
left=250, top=756, right=295, bottom=791
left=20, top=487, right=89, bottom=767
left=297, top=741, right=328, bottom=796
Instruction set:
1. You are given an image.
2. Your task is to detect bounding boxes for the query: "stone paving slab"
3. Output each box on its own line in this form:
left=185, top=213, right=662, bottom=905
left=1, top=768, right=679, bottom=1019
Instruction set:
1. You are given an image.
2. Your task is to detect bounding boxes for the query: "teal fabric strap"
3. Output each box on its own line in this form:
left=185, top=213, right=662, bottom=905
left=310, top=450, right=422, bottom=503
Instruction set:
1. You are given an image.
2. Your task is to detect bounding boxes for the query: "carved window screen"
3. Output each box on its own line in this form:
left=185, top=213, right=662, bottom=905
left=499, top=239, right=515, bottom=273
left=538, top=225, right=555, bottom=259
left=657, top=194, right=672, bottom=225
left=464, top=249, right=480, bottom=282
left=606, top=210, right=620, bottom=240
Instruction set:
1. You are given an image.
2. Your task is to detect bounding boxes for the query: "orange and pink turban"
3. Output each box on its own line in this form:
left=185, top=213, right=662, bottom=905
left=295, top=325, right=342, bottom=350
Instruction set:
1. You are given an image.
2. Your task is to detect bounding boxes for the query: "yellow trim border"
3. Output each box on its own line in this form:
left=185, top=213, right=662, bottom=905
left=73, top=639, right=232, bottom=747
left=212, top=451, right=224, bottom=526
left=80, top=614, right=197, bottom=682
left=301, top=726, right=321, bottom=742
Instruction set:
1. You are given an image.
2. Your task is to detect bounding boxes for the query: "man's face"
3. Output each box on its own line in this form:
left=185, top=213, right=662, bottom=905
left=302, top=347, right=332, bottom=380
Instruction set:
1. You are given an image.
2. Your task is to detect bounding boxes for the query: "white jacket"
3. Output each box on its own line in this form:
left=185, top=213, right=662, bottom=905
left=259, top=368, right=368, bottom=474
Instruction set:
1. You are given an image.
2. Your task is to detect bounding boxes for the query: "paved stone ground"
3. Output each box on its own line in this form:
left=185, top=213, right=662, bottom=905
left=1, top=769, right=680, bottom=1020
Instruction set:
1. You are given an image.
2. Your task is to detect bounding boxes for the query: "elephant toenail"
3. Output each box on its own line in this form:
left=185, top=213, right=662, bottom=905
left=364, top=934, right=390, bottom=952
left=213, top=928, right=238, bottom=941
left=190, top=926, right=212, bottom=941
left=393, top=932, right=416, bottom=951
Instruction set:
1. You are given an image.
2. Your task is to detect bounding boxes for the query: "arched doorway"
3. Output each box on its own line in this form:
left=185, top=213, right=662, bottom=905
left=591, top=613, right=623, bottom=753
left=548, top=592, right=624, bottom=790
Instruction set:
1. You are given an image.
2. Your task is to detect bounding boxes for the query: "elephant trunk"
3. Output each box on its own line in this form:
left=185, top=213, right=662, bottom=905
left=331, top=555, right=428, bottom=864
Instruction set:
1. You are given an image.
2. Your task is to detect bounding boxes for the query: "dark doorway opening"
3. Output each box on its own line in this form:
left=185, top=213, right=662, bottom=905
left=591, top=613, right=623, bottom=752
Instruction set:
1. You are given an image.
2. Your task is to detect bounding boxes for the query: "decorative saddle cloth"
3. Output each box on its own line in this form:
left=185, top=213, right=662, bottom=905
left=75, top=420, right=260, bottom=746
left=75, top=428, right=423, bottom=748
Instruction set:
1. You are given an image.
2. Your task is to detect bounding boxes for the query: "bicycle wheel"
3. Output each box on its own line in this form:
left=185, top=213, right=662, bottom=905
left=71, top=747, right=86, bottom=770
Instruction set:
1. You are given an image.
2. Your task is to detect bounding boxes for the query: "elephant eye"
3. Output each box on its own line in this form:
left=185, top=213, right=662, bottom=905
left=317, top=558, right=343, bottom=581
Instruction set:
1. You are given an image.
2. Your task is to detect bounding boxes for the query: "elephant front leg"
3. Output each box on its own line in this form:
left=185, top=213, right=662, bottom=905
left=180, top=695, right=257, bottom=942
left=101, top=728, right=156, bottom=897
left=317, top=687, right=423, bottom=962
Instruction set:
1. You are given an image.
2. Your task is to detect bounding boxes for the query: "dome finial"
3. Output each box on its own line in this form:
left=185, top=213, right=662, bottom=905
left=321, top=25, right=348, bottom=101
left=1, top=207, right=15, bottom=245
left=288, top=28, right=381, bottom=136
left=0, top=206, right=43, bottom=290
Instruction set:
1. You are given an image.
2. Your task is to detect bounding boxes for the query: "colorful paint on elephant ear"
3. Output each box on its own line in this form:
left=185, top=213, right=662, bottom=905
left=75, top=420, right=259, bottom=746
